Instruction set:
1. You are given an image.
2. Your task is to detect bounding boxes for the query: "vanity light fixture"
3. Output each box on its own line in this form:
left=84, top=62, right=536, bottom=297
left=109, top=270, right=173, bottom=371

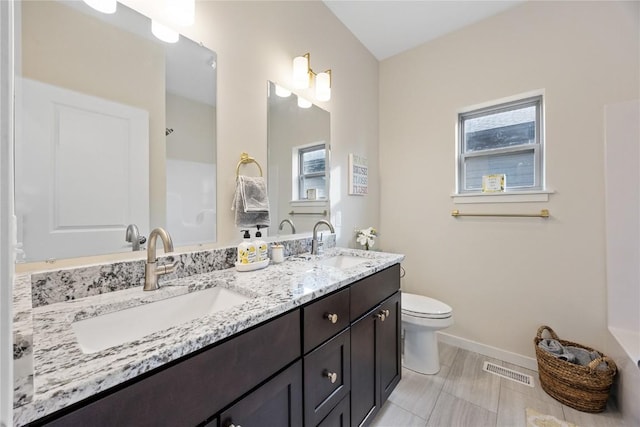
left=152, top=20, right=179, bottom=43
left=315, top=70, right=331, bottom=102
left=275, top=84, right=292, bottom=98
left=292, top=53, right=332, bottom=101
left=82, top=0, right=116, bottom=14
left=298, top=97, right=312, bottom=109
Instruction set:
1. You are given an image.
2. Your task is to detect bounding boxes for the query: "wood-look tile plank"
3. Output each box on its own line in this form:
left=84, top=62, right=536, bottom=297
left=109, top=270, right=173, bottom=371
left=371, top=401, right=427, bottom=427
left=500, top=362, right=561, bottom=406
left=497, top=387, right=564, bottom=427
left=562, top=401, right=625, bottom=427
left=442, top=349, right=502, bottom=412
left=389, top=366, right=450, bottom=419
left=438, top=341, right=459, bottom=368
left=427, top=391, right=497, bottom=427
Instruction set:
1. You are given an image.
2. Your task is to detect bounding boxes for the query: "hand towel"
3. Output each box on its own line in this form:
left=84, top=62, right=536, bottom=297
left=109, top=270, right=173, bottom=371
left=232, top=176, right=271, bottom=228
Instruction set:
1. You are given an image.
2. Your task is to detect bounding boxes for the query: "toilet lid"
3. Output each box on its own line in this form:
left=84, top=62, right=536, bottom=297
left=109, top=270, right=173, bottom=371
left=402, top=292, right=452, bottom=319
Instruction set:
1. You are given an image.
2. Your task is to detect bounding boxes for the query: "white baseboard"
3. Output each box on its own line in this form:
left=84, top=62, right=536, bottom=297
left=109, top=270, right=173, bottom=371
left=437, top=331, right=538, bottom=372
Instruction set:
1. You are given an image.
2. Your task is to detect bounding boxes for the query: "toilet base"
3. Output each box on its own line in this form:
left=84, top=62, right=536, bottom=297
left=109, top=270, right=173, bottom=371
left=403, top=326, right=440, bottom=375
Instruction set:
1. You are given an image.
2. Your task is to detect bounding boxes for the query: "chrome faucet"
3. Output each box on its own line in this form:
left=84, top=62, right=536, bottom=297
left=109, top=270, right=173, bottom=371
left=144, top=227, right=178, bottom=291
left=311, top=220, right=335, bottom=255
left=125, top=224, right=146, bottom=251
left=278, top=219, right=296, bottom=234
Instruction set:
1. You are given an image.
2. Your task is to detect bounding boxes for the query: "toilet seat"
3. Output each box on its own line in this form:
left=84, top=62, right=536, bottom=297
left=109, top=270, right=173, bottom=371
left=402, top=292, right=452, bottom=319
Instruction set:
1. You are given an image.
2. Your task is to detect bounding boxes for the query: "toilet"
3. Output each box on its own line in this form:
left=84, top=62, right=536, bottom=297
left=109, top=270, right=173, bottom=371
left=401, top=292, right=453, bottom=375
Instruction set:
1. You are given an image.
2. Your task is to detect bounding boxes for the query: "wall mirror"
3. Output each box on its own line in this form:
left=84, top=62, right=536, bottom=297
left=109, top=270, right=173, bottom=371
left=267, top=81, right=330, bottom=236
left=14, top=0, right=217, bottom=263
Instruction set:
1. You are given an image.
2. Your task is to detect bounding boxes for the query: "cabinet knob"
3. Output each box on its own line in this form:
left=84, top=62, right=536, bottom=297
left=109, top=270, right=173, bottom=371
left=376, top=312, right=386, bottom=322
left=324, top=370, right=338, bottom=383
left=383, top=309, right=390, bottom=317
left=229, top=424, right=241, bottom=427
left=325, top=313, right=338, bottom=324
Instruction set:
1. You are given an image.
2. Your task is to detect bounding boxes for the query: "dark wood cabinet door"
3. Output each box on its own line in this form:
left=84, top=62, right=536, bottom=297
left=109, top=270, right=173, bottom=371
left=304, top=329, right=351, bottom=427
left=317, top=393, right=350, bottom=427
left=349, top=311, right=378, bottom=427
left=378, top=292, right=401, bottom=404
left=350, top=292, right=401, bottom=427
left=219, top=361, right=303, bottom=427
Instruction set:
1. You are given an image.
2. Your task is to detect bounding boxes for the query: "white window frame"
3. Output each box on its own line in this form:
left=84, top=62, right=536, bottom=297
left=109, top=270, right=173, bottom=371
left=291, top=142, right=327, bottom=201
left=457, top=95, right=544, bottom=198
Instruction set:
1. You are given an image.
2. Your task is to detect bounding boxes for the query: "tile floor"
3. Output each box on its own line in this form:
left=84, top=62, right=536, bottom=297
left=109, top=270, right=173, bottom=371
left=371, top=342, right=625, bottom=427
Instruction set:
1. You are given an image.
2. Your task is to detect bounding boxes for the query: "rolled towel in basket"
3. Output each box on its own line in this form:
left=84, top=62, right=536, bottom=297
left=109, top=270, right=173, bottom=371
left=538, top=339, right=576, bottom=363
left=565, top=346, right=607, bottom=369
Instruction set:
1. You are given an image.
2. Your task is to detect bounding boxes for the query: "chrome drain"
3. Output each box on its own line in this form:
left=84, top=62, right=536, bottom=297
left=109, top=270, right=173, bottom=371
left=483, top=361, right=534, bottom=387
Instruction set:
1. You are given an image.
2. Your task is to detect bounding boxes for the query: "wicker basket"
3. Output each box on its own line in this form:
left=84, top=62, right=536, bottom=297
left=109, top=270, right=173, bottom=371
left=534, top=325, right=617, bottom=413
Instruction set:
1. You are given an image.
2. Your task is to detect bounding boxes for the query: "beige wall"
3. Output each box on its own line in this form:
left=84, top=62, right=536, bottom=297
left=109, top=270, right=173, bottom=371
left=380, top=0, right=639, bottom=360
left=166, top=92, right=216, bottom=164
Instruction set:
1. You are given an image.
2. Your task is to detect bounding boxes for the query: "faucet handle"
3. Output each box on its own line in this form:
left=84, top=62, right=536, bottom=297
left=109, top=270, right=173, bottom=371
left=158, top=256, right=178, bottom=276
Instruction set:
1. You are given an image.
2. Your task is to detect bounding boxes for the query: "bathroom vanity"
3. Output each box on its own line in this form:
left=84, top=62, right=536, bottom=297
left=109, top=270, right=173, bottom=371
left=14, top=247, right=403, bottom=427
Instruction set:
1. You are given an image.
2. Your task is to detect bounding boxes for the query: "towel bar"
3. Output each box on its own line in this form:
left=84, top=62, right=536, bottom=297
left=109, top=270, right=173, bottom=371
left=288, top=210, right=327, bottom=217
left=451, top=209, right=550, bottom=218
left=236, top=152, right=263, bottom=177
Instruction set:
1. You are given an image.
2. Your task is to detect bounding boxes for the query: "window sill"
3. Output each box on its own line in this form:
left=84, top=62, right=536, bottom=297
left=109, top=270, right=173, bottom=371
left=290, top=200, right=328, bottom=207
left=452, top=190, right=554, bottom=204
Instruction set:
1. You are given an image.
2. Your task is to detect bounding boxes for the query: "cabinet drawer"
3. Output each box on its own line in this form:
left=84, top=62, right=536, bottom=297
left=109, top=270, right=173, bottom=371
left=350, top=264, right=400, bottom=321
left=303, top=287, right=350, bottom=353
left=304, top=328, right=351, bottom=427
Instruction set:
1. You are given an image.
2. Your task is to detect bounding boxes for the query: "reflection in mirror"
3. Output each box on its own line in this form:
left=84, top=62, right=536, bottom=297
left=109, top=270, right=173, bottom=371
left=14, top=0, right=216, bottom=263
left=267, top=81, right=330, bottom=236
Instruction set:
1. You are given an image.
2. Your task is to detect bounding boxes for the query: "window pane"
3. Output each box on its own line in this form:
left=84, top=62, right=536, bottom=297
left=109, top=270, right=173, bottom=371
left=464, top=106, right=536, bottom=152
left=464, top=150, right=535, bottom=190
left=301, top=176, right=326, bottom=199
left=302, top=148, right=326, bottom=175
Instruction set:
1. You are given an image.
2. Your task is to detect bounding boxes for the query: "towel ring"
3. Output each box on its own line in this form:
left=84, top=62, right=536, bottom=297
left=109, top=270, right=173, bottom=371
left=236, top=152, right=263, bottom=177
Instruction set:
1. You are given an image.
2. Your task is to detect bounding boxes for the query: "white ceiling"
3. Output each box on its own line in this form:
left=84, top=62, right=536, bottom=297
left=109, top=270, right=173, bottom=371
left=323, top=0, right=526, bottom=60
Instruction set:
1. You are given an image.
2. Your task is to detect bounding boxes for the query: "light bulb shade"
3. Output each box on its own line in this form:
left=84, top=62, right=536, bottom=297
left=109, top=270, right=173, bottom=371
left=293, top=55, right=310, bottom=89
left=298, top=97, right=312, bottom=109
left=166, top=0, right=195, bottom=26
left=275, top=85, right=292, bottom=98
left=152, top=20, right=179, bottom=43
left=83, top=0, right=116, bottom=14
left=315, top=71, right=331, bottom=101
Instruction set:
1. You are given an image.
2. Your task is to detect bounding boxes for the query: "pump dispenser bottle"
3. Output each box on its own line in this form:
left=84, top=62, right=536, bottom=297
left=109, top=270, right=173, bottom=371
left=254, top=230, right=268, bottom=262
left=237, top=230, right=256, bottom=264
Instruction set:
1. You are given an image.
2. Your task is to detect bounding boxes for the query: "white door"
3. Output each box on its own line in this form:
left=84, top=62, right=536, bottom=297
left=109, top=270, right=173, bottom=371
left=15, top=77, right=149, bottom=261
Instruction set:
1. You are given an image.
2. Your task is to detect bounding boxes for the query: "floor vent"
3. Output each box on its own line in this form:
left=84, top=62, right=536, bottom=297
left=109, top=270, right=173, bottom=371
left=483, top=361, right=534, bottom=387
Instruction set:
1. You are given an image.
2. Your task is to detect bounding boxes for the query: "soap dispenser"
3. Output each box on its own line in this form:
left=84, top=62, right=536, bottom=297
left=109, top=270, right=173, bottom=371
left=254, top=230, right=268, bottom=262
left=237, top=230, right=256, bottom=264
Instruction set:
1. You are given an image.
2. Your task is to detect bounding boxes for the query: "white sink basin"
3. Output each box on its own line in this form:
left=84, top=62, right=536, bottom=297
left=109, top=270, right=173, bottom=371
left=317, top=255, right=369, bottom=269
left=72, top=287, right=250, bottom=354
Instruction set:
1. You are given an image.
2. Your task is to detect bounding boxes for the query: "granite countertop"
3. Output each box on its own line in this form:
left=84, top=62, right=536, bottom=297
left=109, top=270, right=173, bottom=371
left=14, top=247, right=404, bottom=425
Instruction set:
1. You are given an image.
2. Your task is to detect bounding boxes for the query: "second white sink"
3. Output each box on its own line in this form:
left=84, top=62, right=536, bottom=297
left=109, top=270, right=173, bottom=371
left=317, top=255, right=369, bottom=269
left=72, top=287, right=250, bottom=354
